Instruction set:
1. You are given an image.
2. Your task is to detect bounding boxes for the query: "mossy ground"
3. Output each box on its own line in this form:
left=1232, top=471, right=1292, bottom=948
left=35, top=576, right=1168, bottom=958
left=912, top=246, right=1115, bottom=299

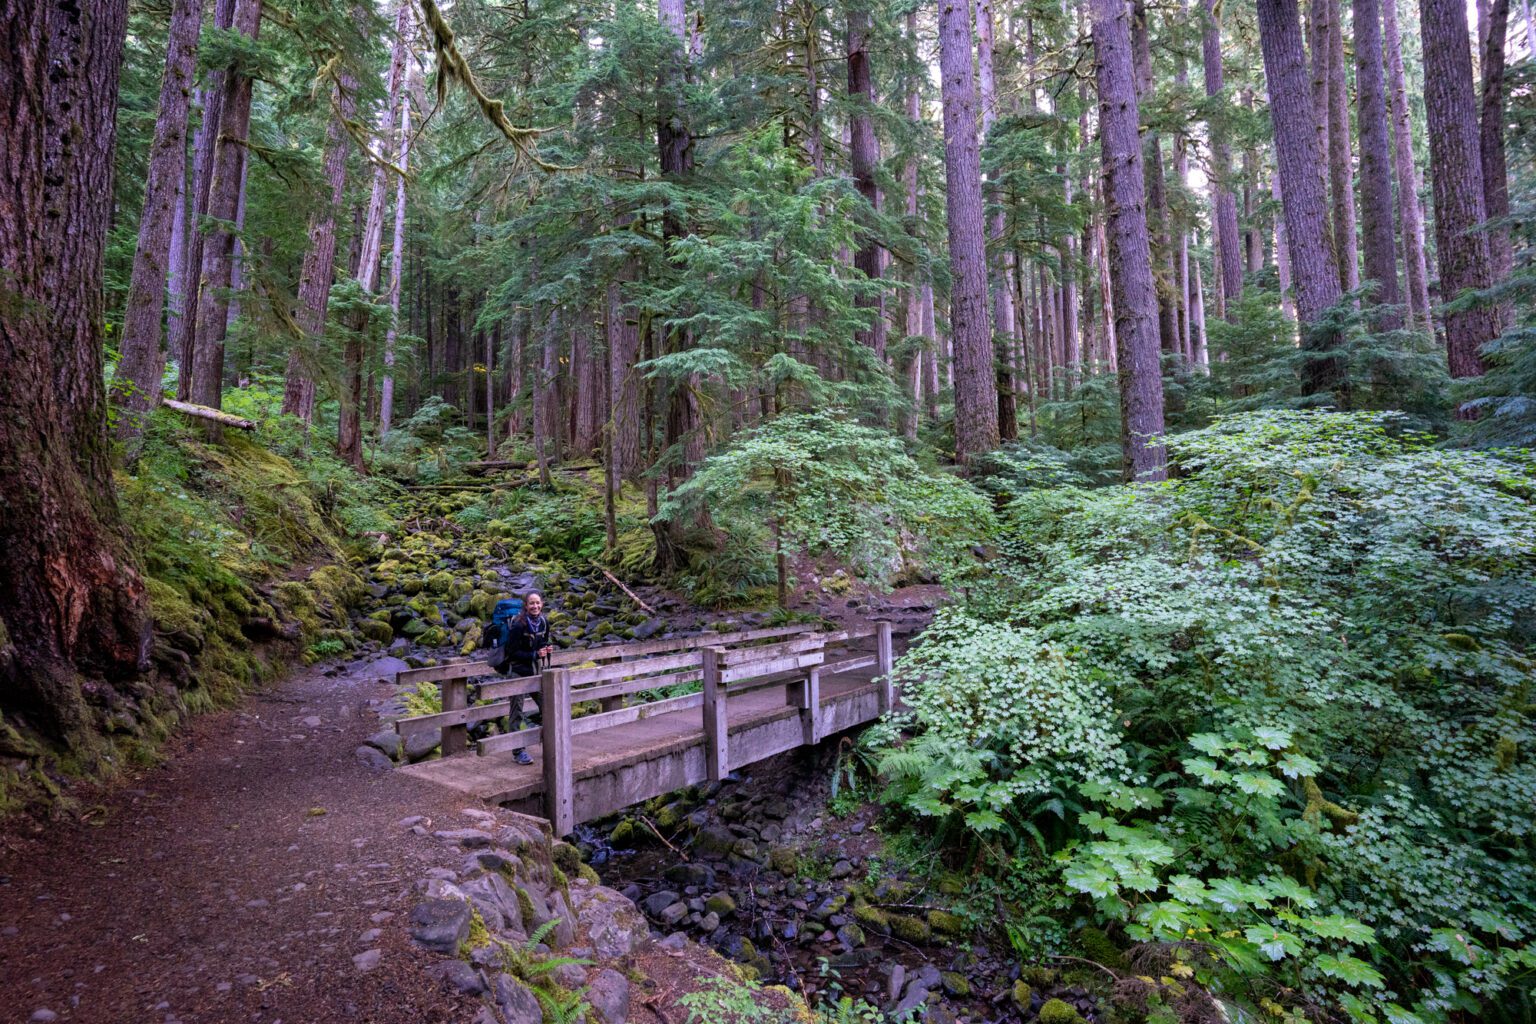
left=1, top=409, right=391, bottom=818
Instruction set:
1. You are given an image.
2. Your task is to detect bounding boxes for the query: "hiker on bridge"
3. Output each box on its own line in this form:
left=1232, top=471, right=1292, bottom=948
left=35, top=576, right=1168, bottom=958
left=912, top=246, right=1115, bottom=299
left=482, top=591, right=555, bottom=765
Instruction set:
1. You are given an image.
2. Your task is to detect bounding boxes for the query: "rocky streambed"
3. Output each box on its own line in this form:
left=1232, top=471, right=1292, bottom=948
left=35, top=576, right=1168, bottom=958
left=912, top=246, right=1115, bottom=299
left=577, top=749, right=1105, bottom=1024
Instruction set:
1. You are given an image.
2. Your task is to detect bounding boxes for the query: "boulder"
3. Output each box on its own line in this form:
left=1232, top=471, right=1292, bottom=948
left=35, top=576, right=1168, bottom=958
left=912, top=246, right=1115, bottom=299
left=572, top=885, right=648, bottom=959
left=493, top=973, right=544, bottom=1024
left=354, top=745, right=393, bottom=771
left=641, top=890, right=681, bottom=918
left=461, top=873, right=524, bottom=938
left=364, top=729, right=402, bottom=758
left=585, top=968, right=632, bottom=1024
left=407, top=899, right=471, bottom=953
left=434, top=960, right=487, bottom=996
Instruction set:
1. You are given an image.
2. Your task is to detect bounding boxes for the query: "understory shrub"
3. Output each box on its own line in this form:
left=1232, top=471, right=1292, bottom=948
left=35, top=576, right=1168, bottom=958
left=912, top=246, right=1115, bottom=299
left=878, top=410, right=1536, bottom=1022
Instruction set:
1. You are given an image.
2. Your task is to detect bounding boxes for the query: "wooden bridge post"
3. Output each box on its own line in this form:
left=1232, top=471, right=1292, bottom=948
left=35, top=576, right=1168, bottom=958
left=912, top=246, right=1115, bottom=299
left=541, top=667, right=574, bottom=836
left=875, top=621, right=894, bottom=714
left=441, top=679, right=469, bottom=756
left=701, top=646, right=728, bottom=782
left=789, top=667, right=821, bottom=745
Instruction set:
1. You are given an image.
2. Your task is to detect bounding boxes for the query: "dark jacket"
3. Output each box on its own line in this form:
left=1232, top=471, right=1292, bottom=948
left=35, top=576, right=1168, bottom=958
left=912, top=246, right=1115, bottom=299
left=500, top=614, right=550, bottom=677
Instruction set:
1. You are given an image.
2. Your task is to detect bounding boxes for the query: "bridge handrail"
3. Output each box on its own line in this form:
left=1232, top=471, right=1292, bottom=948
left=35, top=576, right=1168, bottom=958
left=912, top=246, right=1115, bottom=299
left=536, top=621, right=894, bottom=835
left=394, top=624, right=813, bottom=687
left=393, top=624, right=815, bottom=753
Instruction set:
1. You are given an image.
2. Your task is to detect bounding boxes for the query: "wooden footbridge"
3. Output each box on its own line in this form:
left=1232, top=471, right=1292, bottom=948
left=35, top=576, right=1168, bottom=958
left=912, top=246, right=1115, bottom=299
left=391, top=623, right=898, bottom=835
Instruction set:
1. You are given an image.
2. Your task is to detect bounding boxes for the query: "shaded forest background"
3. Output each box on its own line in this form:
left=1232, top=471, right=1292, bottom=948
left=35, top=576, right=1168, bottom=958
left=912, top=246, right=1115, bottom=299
left=2, top=0, right=1535, bottom=1020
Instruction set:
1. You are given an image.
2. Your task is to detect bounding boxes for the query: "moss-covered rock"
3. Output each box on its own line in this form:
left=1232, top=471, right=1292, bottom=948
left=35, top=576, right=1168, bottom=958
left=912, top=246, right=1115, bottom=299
left=888, top=914, right=930, bottom=943
left=926, top=909, right=967, bottom=937
left=1037, top=998, right=1085, bottom=1024
left=851, top=901, right=889, bottom=934
left=1074, top=925, right=1129, bottom=973
left=358, top=619, right=393, bottom=644
left=1011, top=981, right=1033, bottom=1012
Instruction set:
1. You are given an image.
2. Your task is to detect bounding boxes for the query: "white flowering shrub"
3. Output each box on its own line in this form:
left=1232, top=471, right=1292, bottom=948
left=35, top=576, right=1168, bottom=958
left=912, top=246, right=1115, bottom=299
left=879, top=411, right=1536, bottom=1023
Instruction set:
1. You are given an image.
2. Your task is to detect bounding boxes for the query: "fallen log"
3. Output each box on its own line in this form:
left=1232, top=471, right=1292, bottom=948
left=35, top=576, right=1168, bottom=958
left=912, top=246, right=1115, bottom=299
left=162, top=397, right=256, bottom=430
left=464, top=459, right=533, bottom=474
left=597, top=565, right=655, bottom=614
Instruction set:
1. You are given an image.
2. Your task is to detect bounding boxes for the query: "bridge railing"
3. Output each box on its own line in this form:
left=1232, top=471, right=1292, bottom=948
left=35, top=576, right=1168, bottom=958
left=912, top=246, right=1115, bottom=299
left=392, top=624, right=813, bottom=757
left=538, top=622, right=894, bottom=835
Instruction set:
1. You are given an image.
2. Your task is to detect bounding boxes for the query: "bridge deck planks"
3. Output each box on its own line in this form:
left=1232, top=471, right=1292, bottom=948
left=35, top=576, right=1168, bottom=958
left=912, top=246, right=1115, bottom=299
left=398, top=671, right=879, bottom=808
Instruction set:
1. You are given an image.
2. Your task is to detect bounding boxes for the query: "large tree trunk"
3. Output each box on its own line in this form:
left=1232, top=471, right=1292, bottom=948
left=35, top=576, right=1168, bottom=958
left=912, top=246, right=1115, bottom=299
left=172, top=0, right=236, bottom=402
left=976, top=0, right=1019, bottom=435
left=1354, top=0, right=1401, bottom=325
left=1324, top=0, right=1360, bottom=292
left=1092, top=0, right=1167, bottom=482
left=652, top=0, right=701, bottom=570
left=0, top=0, right=152, bottom=741
left=607, top=277, right=643, bottom=479
left=938, top=0, right=1000, bottom=461
left=847, top=7, right=884, bottom=360
left=1131, top=0, right=1179, bottom=354
left=188, top=0, right=261, bottom=419
left=285, top=68, right=355, bottom=423
left=380, top=18, right=416, bottom=439
left=1481, top=0, right=1511, bottom=290
left=1383, top=0, right=1433, bottom=331
left=1258, top=0, right=1344, bottom=393
left=1202, top=0, right=1243, bottom=317
left=1421, top=0, right=1499, bottom=379
left=340, top=0, right=412, bottom=468
left=111, top=0, right=204, bottom=449
left=900, top=9, right=925, bottom=440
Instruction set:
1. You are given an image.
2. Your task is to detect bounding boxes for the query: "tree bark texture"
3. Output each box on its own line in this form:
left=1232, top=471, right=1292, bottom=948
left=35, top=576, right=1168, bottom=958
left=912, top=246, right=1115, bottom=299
left=938, top=0, right=1000, bottom=460
left=1202, top=0, right=1244, bottom=317
left=1092, top=0, right=1167, bottom=482
left=112, top=0, right=204, bottom=446
left=1421, top=0, right=1499, bottom=377
left=1258, top=0, right=1344, bottom=393
left=172, top=0, right=236, bottom=401
left=1480, top=0, right=1511, bottom=285
left=1324, top=0, right=1360, bottom=292
left=976, top=0, right=1019, bottom=436
left=188, top=0, right=261, bottom=417
left=847, top=6, right=884, bottom=359
left=1131, top=0, right=1179, bottom=354
left=285, top=69, right=356, bottom=421
left=1383, top=0, right=1433, bottom=329
left=1353, top=0, right=1401, bottom=323
left=381, top=34, right=416, bottom=438
left=0, top=0, right=152, bottom=740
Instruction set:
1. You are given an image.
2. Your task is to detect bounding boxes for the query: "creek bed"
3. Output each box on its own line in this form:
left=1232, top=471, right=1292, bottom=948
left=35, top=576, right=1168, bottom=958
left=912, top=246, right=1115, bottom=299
left=575, top=749, right=1103, bottom=1024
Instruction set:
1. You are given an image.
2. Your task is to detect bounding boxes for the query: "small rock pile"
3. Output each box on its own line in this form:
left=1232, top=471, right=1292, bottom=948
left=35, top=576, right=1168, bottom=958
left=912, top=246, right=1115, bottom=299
left=398, top=806, right=647, bottom=1024
left=587, top=768, right=1103, bottom=1024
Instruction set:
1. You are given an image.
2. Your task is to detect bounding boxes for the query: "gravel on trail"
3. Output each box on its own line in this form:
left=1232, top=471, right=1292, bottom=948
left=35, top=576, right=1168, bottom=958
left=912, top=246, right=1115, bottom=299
left=0, top=655, right=482, bottom=1024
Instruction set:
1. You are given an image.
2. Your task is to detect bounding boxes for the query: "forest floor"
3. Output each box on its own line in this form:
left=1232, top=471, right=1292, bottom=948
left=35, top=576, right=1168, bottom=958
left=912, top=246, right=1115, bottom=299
left=0, top=652, right=488, bottom=1024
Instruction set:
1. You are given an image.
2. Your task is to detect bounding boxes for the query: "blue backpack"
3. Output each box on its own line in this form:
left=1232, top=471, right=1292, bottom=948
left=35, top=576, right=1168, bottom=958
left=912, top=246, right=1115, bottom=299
left=485, top=597, right=524, bottom=668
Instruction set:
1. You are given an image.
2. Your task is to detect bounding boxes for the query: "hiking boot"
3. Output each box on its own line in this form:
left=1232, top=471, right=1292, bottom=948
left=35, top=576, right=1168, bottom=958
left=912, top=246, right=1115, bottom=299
left=513, top=748, right=533, bottom=766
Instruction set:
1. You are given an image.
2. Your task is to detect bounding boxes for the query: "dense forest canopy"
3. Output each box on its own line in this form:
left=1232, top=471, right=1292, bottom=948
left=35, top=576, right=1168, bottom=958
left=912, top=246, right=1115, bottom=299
left=2, top=0, right=1535, bottom=1020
